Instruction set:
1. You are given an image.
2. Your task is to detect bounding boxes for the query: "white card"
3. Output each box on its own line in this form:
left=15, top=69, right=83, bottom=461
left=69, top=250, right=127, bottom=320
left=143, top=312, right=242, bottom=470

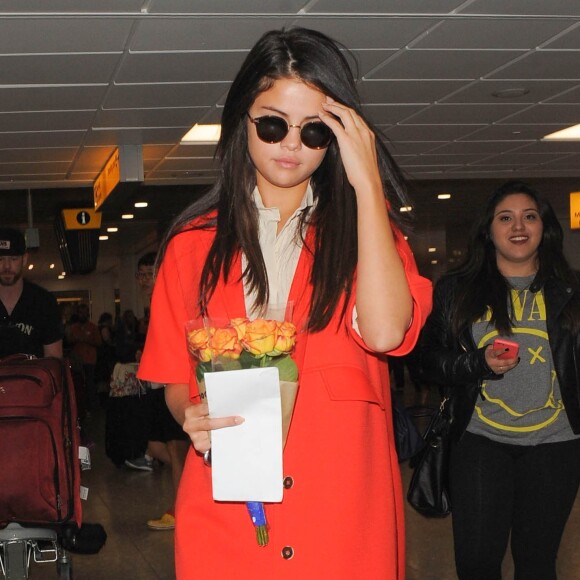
left=205, top=367, right=283, bottom=502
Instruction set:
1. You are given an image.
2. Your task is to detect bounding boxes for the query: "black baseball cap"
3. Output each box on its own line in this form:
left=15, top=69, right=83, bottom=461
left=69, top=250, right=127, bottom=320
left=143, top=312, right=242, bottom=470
left=0, top=228, right=27, bottom=256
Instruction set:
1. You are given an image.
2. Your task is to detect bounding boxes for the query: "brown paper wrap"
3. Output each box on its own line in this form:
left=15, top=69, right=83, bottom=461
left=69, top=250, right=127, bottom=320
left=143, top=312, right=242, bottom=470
left=280, top=380, right=299, bottom=448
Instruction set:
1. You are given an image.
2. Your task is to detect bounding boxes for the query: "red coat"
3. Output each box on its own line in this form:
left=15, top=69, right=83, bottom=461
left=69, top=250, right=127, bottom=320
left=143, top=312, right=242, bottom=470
left=139, top=221, right=432, bottom=580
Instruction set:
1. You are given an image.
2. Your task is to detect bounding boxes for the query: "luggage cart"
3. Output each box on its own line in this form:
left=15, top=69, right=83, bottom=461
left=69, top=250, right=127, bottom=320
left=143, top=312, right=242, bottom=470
left=0, top=356, right=82, bottom=580
left=0, top=524, right=72, bottom=580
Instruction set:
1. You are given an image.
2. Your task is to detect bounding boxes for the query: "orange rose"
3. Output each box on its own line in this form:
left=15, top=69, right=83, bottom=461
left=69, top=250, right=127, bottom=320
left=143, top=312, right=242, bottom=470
left=241, top=319, right=277, bottom=357
left=270, top=321, right=297, bottom=355
left=186, top=327, right=213, bottom=362
left=209, top=326, right=242, bottom=360
left=230, top=317, right=249, bottom=340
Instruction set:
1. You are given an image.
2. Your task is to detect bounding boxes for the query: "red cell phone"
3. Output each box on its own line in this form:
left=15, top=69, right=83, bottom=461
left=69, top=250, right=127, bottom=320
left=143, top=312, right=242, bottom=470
left=493, top=338, right=519, bottom=360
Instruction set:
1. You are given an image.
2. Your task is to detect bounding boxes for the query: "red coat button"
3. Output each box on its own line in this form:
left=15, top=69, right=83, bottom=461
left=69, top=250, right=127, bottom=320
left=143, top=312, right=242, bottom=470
left=281, top=546, right=294, bottom=560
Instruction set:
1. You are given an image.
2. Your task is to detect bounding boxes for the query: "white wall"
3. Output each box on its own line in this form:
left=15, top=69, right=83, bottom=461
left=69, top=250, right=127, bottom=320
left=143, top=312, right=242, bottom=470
left=38, top=252, right=150, bottom=323
left=42, top=270, right=118, bottom=321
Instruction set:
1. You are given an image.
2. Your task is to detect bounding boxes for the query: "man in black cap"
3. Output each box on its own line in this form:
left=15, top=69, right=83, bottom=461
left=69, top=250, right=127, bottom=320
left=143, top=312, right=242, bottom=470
left=0, top=227, right=63, bottom=358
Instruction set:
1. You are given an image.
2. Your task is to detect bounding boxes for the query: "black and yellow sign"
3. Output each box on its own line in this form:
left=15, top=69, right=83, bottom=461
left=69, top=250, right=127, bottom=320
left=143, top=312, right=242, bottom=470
left=93, top=148, right=120, bottom=210
left=570, top=192, right=580, bottom=230
left=61, top=208, right=102, bottom=230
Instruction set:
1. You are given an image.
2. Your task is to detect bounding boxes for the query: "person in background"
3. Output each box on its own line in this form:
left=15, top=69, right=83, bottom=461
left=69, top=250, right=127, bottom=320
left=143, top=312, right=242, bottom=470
left=95, top=312, right=117, bottom=405
left=136, top=251, right=156, bottom=338
left=108, top=307, right=151, bottom=470
left=0, top=227, right=62, bottom=358
left=128, top=251, right=190, bottom=531
left=114, top=308, right=141, bottom=364
left=122, top=255, right=157, bottom=473
left=98, top=311, right=115, bottom=345
left=418, top=181, right=580, bottom=580
left=67, top=303, right=102, bottom=411
left=141, top=378, right=190, bottom=531
left=0, top=228, right=106, bottom=551
left=138, top=27, right=431, bottom=579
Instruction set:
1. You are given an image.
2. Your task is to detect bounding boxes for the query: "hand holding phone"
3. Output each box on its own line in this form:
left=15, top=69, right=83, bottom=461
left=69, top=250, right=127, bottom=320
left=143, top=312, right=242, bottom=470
left=493, top=338, right=519, bottom=360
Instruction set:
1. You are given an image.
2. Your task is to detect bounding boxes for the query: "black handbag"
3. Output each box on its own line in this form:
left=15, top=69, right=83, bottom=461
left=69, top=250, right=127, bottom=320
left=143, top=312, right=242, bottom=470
left=392, top=396, right=425, bottom=462
left=406, top=394, right=453, bottom=517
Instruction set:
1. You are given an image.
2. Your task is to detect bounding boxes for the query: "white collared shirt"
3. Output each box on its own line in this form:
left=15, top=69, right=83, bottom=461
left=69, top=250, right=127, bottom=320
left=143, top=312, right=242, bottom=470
left=242, top=185, right=314, bottom=318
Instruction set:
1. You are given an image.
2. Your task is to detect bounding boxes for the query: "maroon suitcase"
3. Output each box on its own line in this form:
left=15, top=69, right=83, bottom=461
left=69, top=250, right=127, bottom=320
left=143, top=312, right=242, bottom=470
left=0, top=355, right=82, bottom=530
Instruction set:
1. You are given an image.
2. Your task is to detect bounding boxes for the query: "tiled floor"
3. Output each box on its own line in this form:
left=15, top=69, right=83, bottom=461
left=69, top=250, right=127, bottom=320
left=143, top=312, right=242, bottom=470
left=24, top=387, right=580, bottom=579
left=71, top=408, right=176, bottom=580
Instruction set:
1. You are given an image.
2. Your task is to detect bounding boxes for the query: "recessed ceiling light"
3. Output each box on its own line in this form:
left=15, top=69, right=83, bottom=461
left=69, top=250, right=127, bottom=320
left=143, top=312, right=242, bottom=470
left=28, top=264, right=34, bottom=270
left=134, top=202, right=148, bottom=208
left=181, top=124, right=221, bottom=144
left=121, top=214, right=134, bottom=220
left=428, top=247, right=437, bottom=253
left=437, top=193, right=451, bottom=200
left=60, top=272, right=66, bottom=276
left=49, top=263, right=55, bottom=269
left=400, top=206, right=412, bottom=212
left=543, top=124, right=580, bottom=141
left=58, top=275, right=65, bottom=280
left=492, top=88, right=530, bottom=99
left=107, top=227, right=118, bottom=233
left=431, top=259, right=438, bottom=265
left=99, top=235, right=109, bottom=241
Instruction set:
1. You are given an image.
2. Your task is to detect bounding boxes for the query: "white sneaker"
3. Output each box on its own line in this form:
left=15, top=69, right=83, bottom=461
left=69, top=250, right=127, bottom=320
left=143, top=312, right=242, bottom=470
left=124, top=456, right=153, bottom=472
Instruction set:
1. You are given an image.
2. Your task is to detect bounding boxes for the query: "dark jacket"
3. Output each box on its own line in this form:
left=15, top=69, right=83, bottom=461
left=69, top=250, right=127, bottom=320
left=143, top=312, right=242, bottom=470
left=418, top=274, right=580, bottom=441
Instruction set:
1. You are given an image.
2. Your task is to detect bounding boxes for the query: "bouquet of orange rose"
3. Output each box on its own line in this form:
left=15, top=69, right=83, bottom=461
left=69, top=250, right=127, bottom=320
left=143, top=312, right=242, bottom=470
left=185, top=316, right=299, bottom=546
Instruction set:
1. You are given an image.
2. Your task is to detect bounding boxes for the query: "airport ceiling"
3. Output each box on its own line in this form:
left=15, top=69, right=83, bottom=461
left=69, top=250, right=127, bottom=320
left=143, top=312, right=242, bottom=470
left=0, top=1, right=579, bottom=278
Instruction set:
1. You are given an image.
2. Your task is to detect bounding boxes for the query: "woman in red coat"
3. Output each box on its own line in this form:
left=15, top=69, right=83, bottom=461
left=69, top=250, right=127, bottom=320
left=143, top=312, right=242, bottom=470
left=139, top=27, right=432, bottom=579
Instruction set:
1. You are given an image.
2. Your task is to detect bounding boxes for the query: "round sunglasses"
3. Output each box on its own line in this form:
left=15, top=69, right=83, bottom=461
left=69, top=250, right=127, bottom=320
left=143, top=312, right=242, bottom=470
left=247, top=113, right=333, bottom=150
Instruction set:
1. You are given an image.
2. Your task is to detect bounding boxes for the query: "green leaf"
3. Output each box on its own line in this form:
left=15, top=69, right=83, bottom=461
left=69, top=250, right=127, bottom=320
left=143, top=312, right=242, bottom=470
left=239, top=350, right=262, bottom=369
left=195, top=361, right=212, bottom=383
left=215, top=358, right=242, bottom=372
left=269, top=354, right=298, bottom=382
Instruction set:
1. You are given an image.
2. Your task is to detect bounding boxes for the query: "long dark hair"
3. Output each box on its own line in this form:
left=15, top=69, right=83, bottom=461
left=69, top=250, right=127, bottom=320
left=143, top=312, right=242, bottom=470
left=450, top=180, right=580, bottom=335
left=158, top=27, right=410, bottom=331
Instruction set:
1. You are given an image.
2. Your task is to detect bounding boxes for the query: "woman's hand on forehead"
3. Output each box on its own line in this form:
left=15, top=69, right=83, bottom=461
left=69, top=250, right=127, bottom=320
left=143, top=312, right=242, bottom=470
left=319, top=97, right=381, bottom=194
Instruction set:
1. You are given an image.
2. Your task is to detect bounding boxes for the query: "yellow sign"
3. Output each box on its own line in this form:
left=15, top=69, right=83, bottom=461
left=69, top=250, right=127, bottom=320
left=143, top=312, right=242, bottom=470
left=93, top=148, right=120, bottom=210
left=571, top=192, right=580, bottom=230
left=61, top=208, right=102, bottom=230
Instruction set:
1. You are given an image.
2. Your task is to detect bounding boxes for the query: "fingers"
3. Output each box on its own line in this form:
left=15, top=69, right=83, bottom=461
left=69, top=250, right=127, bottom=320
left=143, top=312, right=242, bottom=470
left=493, top=360, right=518, bottom=375
left=320, top=97, right=369, bottom=135
left=182, top=403, right=244, bottom=454
left=319, top=97, right=380, bottom=192
left=485, top=345, right=519, bottom=375
left=188, top=427, right=212, bottom=453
